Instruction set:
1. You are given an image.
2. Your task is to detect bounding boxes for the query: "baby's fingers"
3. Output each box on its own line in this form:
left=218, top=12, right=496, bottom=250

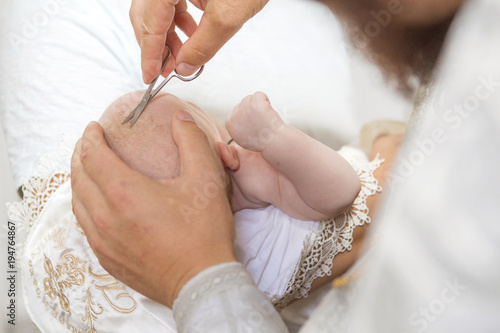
left=251, top=91, right=271, bottom=110
left=239, top=94, right=254, bottom=110
left=225, top=102, right=240, bottom=130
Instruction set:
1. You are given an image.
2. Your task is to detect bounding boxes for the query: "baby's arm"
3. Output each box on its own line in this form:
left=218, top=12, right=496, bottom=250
left=226, top=92, right=361, bottom=220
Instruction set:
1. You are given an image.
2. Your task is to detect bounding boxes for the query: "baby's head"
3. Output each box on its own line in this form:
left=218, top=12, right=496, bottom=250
left=99, top=91, right=225, bottom=180
left=100, top=91, right=258, bottom=211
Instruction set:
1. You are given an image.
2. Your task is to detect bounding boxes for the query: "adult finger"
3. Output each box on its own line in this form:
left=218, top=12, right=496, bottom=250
left=78, top=122, right=138, bottom=200
left=172, top=111, right=224, bottom=180
left=130, top=0, right=146, bottom=44
left=70, top=138, right=102, bottom=219
left=131, top=0, right=180, bottom=77
left=175, top=14, right=240, bottom=75
left=162, top=1, right=197, bottom=76
left=162, top=26, right=183, bottom=76
left=141, top=0, right=178, bottom=83
left=175, top=0, right=267, bottom=75
left=71, top=165, right=113, bottom=240
left=174, top=0, right=197, bottom=37
left=70, top=139, right=102, bottom=243
left=71, top=191, right=100, bottom=248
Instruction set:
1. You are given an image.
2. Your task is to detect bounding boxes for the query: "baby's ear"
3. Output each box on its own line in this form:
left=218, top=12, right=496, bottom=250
left=217, top=141, right=240, bottom=171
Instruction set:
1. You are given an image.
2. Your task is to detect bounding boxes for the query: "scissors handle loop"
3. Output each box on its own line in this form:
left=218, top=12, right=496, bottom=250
left=151, top=66, right=204, bottom=98
left=122, top=45, right=204, bottom=127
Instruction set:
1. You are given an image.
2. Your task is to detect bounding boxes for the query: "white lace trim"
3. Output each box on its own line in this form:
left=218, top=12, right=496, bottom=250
left=271, top=153, right=383, bottom=310
left=6, top=134, right=78, bottom=259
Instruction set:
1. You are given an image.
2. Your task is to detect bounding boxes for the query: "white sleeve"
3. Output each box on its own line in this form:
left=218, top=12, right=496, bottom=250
left=307, top=1, right=500, bottom=331
left=172, top=262, right=288, bottom=333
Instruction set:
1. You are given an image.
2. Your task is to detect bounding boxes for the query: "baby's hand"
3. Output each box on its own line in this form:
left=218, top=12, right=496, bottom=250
left=225, top=92, right=286, bottom=152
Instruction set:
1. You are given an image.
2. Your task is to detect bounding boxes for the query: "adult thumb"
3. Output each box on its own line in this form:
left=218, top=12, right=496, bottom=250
left=172, top=110, right=223, bottom=179
left=175, top=10, right=244, bottom=75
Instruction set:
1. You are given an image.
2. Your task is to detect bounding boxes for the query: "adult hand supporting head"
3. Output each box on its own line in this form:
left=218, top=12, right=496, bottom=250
left=130, top=0, right=268, bottom=83
left=71, top=110, right=236, bottom=308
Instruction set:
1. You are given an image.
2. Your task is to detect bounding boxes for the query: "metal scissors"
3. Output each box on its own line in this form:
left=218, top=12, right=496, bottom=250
left=122, top=45, right=204, bottom=127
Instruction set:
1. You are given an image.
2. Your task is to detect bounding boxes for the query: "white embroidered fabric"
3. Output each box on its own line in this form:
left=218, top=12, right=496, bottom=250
left=9, top=138, right=175, bottom=333
left=7, top=134, right=78, bottom=255
left=7, top=136, right=382, bottom=332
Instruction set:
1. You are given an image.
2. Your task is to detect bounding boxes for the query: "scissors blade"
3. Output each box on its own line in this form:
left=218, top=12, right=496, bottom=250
left=121, top=93, right=151, bottom=127
left=122, top=48, right=173, bottom=127
left=122, top=62, right=164, bottom=127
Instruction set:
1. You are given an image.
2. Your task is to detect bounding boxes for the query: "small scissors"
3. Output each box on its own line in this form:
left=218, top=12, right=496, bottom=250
left=122, top=45, right=204, bottom=127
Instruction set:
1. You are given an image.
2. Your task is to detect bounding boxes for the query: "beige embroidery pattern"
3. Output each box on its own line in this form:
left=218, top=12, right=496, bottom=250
left=89, top=265, right=137, bottom=314
left=22, top=173, right=70, bottom=228
left=40, top=252, right=138, bottom=333
left=28, top=260, right=41, bottom=296
left=82, top=288, right=103, bottom=332
left=43, top=254, right=87, bottom=315
left=49, top=226, right=68, bottom=249
left=8, top=136, right=139, bottom=332
left=15, top=172, right=137, bottom=332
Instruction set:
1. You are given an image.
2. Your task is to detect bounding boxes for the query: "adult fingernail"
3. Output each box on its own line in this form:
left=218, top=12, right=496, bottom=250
left=176, top=110, right=195, bottom=122
left=143, top=73, right=153, bottom=84
left=176, top=63, right=200, bottom=76
left=142, top=66, right=158, bottom=84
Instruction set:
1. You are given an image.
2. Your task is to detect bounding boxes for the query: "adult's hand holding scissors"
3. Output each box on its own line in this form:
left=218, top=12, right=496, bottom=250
left=71, top=111, right=236, bottom=308
left=130, top=0, right=268, bottom=83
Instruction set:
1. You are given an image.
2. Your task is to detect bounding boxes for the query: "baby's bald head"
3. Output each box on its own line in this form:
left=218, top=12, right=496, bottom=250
left=99, top=90, right=230, bottom=203
left=99, top=91, right=240, bottom=208
left=99, top=91, right=185, bottom=180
